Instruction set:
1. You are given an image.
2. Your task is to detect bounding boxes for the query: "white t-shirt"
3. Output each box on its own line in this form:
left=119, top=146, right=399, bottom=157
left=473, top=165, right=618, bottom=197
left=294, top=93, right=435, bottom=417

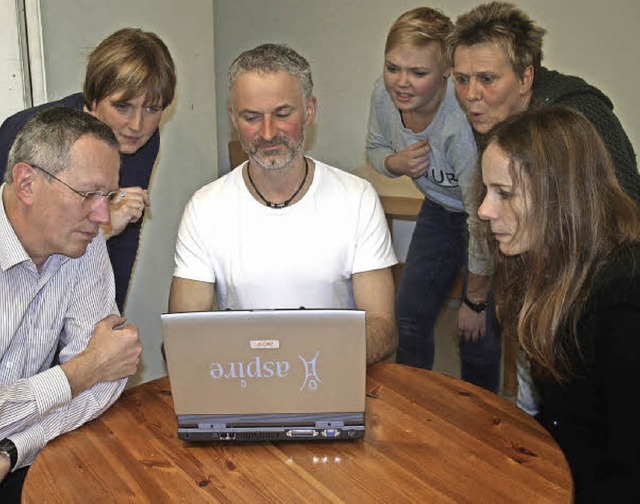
left=174, top=159, right=397, bottom=310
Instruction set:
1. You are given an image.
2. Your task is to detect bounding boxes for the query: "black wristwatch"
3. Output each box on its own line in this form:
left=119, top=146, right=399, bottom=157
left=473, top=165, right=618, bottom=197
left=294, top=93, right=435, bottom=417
left=0, top=438, right=17, bottom=471
left=463, top=296, right=488, bottom=314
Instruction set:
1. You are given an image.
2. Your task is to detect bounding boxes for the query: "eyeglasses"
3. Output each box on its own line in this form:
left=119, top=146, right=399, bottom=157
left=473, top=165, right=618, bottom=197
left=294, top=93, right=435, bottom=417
left=30, top=164, right=121, bottom=204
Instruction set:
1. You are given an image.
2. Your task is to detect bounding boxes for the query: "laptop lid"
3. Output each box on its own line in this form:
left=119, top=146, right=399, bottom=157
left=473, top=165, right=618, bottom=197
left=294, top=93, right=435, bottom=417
left=161, top=309, right=366, bottom=441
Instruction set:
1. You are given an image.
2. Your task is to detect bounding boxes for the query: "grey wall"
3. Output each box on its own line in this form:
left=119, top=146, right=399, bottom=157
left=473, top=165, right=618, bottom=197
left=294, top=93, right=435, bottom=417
left=213, top=0, right=640, bottom=264
left=213, top=0, right=640, bottom=175
left=20, top=0, right=638, bottom=385
left=37, top=0, right=217, bottom=386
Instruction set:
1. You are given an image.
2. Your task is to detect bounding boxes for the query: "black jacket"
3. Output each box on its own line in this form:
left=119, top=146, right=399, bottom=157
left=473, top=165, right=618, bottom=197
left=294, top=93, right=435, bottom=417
left=531, top=67, right=640, bottom=204
left=535, top=243, right=640, bottom=503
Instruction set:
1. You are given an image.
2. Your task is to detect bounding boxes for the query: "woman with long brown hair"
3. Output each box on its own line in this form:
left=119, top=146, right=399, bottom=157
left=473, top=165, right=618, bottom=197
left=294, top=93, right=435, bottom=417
left=478, top=105, right=640, bottom=502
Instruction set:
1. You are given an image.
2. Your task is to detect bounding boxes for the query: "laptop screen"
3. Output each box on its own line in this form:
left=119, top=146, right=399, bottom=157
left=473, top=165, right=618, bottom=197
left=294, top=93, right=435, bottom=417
left=162, top=309, right=366, bottom=416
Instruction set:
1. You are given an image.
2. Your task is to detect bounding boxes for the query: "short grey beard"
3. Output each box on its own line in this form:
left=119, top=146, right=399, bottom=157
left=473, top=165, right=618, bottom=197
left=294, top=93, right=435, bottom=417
left=252, top=146, right=297, bottom=171
left=245, top=131, right=306, bottom=172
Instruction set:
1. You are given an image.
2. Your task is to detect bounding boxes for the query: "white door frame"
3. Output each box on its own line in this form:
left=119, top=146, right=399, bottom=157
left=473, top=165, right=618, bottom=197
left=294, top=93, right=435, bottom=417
left=0, top=0, right=46, bottom=123
left=0, top=0, right=28, bottom=119
left=24, top=0, right=47, bottom=105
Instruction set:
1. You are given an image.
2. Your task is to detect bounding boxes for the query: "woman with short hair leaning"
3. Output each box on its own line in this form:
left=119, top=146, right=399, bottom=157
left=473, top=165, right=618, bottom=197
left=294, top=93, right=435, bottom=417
left=478, top=105, right=640, bottom=503
left=0, top=27, right=177, bottom=311
left=448, top=1, right=639, bottom=202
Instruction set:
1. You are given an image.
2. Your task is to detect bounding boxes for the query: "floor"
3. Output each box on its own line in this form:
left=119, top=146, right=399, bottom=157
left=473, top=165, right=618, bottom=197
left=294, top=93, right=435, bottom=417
left=431, top=300, right=462, bottom=379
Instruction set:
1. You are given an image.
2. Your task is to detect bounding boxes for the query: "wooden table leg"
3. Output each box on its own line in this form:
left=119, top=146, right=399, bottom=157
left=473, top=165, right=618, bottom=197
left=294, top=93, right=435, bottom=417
left=502, top=337, right=518, bottom=397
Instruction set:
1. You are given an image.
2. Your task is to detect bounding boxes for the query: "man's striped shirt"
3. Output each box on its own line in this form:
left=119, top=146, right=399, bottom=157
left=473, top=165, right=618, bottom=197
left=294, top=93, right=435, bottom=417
left=0, top=184, right=124, bottom=469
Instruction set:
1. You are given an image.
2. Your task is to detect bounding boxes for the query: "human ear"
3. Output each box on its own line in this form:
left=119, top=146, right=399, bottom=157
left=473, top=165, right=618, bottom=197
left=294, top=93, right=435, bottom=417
left=519, top=65, right=534, bottom=94
left=304, top=96, right=317, bottom=126
left=11, top=163, right=37, bottom=205
left=228, top=103, right=239, bottom=130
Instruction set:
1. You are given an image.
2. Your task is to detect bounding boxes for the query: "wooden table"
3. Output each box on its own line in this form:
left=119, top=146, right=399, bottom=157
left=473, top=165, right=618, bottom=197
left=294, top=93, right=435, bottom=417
left=23, top=363, right=572, bottom=503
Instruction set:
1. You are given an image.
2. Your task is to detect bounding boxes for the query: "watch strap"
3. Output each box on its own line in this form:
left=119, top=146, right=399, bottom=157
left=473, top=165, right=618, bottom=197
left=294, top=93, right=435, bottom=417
left=0, top=438, right=18, bottom=470
left=463, top=296, right=488, bottom=313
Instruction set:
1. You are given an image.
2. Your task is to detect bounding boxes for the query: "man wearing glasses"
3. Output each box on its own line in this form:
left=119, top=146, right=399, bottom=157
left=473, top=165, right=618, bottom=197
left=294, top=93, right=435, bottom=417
left=0, top=108, right=142, bottom=502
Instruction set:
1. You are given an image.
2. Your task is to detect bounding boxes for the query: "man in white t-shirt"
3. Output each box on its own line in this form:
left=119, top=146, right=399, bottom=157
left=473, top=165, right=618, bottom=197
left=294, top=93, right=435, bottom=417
left=169, top=43, right=398, bottom=365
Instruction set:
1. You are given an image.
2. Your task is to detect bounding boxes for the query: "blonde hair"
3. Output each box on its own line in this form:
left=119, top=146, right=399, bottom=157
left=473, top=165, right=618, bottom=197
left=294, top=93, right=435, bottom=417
left=83, top=27, right=176, bottom=110
left=385, top=7, right=453, bottom=62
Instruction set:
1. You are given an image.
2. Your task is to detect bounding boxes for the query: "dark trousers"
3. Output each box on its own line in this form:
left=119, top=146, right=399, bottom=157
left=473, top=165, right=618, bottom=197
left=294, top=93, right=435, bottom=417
left=395, top=198, right=502, bottom=392
left=0, top=466, right=29, bottom=503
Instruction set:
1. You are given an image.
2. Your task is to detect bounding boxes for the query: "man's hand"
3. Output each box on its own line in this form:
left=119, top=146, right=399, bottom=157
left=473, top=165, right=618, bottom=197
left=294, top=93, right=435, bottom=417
left=85, top=315, right=142, bottom=383
left=61, top=315, right=142, bottom=397
left=385, top=139, right=430, bottom=179
left=102, top=187, right=150, bottom=238
left=0, top=455, right=10, bottom=483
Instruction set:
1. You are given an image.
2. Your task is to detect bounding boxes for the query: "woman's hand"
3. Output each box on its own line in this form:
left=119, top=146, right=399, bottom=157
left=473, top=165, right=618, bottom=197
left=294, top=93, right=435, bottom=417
left=385, top=139, right=431, bottom=179
left=102, top=187, right=150, bottom=239
left=457, top=304, right=487, bottom=342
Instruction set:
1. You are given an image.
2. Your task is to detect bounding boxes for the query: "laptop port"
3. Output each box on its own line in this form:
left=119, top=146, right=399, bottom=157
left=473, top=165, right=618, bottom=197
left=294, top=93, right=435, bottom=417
left=321, top=429, right=341, bottom=438
left=286, top=429, right=318, bottom=438
left=220, top=433, right=236, bottom=440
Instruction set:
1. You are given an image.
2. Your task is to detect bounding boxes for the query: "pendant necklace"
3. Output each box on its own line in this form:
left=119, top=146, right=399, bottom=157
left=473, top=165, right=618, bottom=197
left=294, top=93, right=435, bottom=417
left=247, top=157, right=309, bottom=209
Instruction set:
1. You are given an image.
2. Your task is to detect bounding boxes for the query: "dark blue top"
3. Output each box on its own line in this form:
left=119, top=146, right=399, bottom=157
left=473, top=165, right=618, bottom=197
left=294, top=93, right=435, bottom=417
left=0, top=93, right=160, bottom=311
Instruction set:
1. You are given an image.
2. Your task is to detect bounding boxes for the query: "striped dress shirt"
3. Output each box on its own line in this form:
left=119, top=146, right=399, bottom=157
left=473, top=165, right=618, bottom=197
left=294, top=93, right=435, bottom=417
left=0, top=184, right=125, bottom=469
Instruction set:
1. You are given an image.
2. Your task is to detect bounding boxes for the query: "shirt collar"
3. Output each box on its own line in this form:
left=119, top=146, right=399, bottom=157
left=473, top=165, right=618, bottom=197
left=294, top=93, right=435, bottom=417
left=0, top=184, right=71, bottom=274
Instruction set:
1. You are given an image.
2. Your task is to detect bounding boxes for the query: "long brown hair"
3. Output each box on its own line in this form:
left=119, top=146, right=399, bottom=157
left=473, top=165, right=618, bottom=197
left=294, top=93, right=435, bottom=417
left=481, top=106, right=640, bottom=382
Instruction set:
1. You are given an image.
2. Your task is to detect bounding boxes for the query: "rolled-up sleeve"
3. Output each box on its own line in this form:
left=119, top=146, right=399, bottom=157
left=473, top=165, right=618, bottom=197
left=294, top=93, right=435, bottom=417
left=450, top=128, right=493, bottom=276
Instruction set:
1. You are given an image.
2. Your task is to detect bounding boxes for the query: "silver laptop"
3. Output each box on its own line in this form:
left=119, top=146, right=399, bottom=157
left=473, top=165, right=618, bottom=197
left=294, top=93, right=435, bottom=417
left=161, top=309, right=366, bottom=442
